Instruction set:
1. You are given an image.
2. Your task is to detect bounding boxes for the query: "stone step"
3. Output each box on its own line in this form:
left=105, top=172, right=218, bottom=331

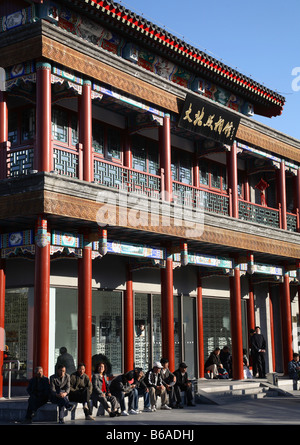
left=0, top=395, right=162, bottom=423
left=195, top=381, right=276, bottom=405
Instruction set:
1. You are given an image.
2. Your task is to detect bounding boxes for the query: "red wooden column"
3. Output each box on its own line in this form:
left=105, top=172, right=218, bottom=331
left=0, top=259, right=6, bottom=397
left=33, top=216, right=50, bottom=376
left=193, top=142, right=200, bottom=189
left=268, top=285, right=276, bottom=372
left=161, top=248, right=175, bottom=371
left=78, top=234, right=92, bottom=378
left=247, top=277, right=255, bottom=333
left=36, top=62, right=52, bottom=172
left=228, top=141, right=239, bottom=218
left=79, top=80, right=93, bottom=182
left=280, top=270, right=293, bottom=375
left=197, top=271, right=204, bottom=378
left=124, top=265, right=134, bottom=373
left=229, top=262, right=244, bottom=380
left=278, top=161, right=287, bottom=230
left=124, top=134, right=132, bottom=169
left=0, top=90, right=8, bottom=179
left=159, top=114, right=172, bottom=202
left=246, top=276, right=255, bottom=368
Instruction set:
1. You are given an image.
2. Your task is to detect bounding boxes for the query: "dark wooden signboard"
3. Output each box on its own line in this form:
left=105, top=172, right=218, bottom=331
left=178, top=93, right=240, bottom=145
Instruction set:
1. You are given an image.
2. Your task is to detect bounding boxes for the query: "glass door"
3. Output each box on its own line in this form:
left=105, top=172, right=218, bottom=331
left=182, top=296, right=197, bottom=379
left=134, top=293, right=162, bottom=371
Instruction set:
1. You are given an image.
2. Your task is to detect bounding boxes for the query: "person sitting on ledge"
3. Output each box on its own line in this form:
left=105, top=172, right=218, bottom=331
left=49, top=365, right=75, bottom=424
left=205, top=347, right=223, bottom=378
left=173, top=362, right=195, bottom=407
left=23, top=366, right=50, bottom=424
left=69, top=363, right=94, bottom=420
left=91, top=362, right=120, bottom=417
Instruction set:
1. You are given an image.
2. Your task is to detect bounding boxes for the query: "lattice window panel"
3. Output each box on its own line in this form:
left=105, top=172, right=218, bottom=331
left=9, top=148, right=34, bottom=177
left=239, top=201, right=279, bottom=228
left=287, top=213, right=297, bottom=232
left=53, top=149, right=78, bottom=178
left=203, top=191, right=229, bottom=215
left=94, top=159, right=126, bottom=189
left=128, top=170, right=161, bottom=199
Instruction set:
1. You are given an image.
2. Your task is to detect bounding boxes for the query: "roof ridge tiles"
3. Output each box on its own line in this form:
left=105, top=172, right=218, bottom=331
left=66, top=0, right=285, bottom=112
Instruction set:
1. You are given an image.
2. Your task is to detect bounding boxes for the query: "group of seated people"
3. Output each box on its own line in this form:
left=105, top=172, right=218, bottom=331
left=24, top=358, right=195, bottom=424
left=204, top=346, right=231, bottom=379
left=204, top=346, right=254, bottom=379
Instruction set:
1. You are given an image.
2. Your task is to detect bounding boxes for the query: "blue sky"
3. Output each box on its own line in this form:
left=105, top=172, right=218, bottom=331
left=119, top=0, right=300, bottom=141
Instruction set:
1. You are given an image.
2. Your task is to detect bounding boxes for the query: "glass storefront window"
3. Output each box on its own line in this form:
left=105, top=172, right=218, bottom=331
left=182, top=296, right=196, bottom=378
left=134, top=293, right=150, bottom=369
left=92, top=290, right=122, bottom=376
left=134, top=293, right=162, bottom=371
left=152, top=294, right=162, bottom=363
left=203, top=297, right=232, bottom=361
left=4, top=288, right=30, bottom=380
left=174, top=295, right=181, bottom=369
left=54, top=287, right=78, bottom=371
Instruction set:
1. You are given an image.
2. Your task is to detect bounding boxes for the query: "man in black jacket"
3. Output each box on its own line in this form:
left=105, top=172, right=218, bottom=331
left=173, top=363, right=195, bottom=407
left=24, top=366, right=50, bottom=423
left=250, top=326, right=266, bottom=378
left=109, top=371, right=135, bottom=416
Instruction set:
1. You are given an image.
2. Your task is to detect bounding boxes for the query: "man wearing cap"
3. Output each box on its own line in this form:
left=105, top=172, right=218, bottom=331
left=173, top=363, right=195, bottom=407
left=109, top=371, right=136, bottom=416
left=145, top=361, right=170, bottom=411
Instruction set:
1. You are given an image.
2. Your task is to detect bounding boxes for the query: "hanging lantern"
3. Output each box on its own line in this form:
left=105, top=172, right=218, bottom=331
left=255, top=178, right=269, bottom=206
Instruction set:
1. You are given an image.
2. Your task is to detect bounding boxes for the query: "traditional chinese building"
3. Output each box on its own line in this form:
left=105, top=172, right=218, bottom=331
left=0, top=0, right=299, bottom=394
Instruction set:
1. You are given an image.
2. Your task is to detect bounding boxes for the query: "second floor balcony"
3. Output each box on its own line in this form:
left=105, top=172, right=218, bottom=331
left=2, top=129, right=299, bottom=235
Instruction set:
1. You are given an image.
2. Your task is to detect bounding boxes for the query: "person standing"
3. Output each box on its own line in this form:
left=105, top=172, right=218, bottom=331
left=250, top=326, right=266, bottom=378
left=55, top=347, right=76, bottom=375
left=49, top=365, right=75, bottom=424
left=24, top=366, right=50, bottom=423
left=69, top=363, right=94, bottom=420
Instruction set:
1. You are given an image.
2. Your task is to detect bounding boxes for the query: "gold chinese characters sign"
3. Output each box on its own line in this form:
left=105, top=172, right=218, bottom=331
left=178, top=93, right=241, bottom=144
